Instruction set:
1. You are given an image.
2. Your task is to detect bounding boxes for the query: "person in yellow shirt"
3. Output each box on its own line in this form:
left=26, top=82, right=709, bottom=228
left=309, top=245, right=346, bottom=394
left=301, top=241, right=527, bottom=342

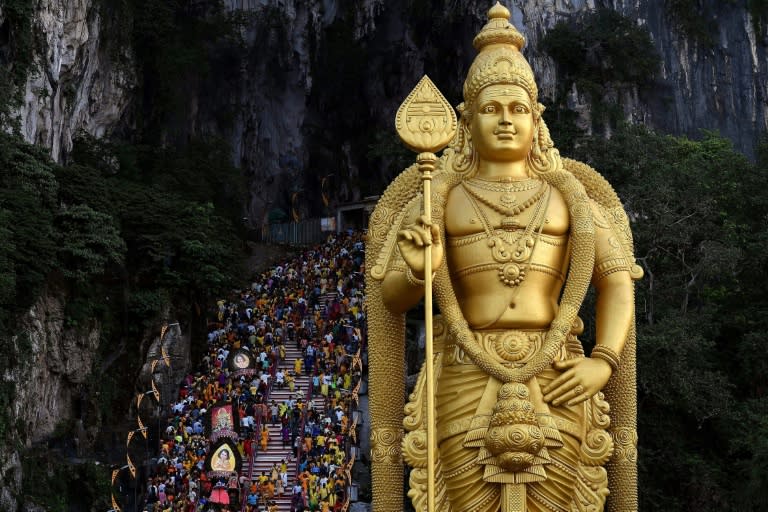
left=286, top=372, right=295, bottom=392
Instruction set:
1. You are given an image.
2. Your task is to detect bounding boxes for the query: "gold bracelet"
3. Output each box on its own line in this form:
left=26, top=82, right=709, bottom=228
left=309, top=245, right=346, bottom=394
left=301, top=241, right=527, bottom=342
left=405, top=267, right=426, bottom=287
left=590, top=345, right=621, bottom=372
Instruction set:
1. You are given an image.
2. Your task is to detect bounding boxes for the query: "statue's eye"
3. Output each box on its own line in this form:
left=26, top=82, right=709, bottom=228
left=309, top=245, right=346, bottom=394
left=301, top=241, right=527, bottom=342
left=482, top=105, right=496, bottom=113
left=514, top=105, right=528, bottom=114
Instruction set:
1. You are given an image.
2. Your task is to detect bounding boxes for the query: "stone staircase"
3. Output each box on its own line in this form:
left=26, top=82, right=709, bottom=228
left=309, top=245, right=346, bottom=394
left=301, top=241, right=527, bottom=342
left=240, top=332, right=320, bottom=510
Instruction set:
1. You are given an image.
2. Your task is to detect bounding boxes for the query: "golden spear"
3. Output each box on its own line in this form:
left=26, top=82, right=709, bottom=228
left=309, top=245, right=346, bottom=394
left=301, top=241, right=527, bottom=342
left=395, top=75, right=457, bottom=511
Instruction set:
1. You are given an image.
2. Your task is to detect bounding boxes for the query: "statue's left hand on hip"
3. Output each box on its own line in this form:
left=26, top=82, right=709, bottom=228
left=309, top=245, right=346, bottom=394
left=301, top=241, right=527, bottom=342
left=542, top=357, right=613, bottom=407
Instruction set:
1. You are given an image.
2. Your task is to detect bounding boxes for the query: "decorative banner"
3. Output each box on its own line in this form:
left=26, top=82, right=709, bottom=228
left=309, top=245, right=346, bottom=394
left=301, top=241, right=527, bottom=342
left=207, top=402, right=239, bottom=442
left=161, top=346, right=170, bottom=367
left=111, top=469, right=119, bottom=485
left=228, top=348, right=257, bottom=378
left=228, top=348, right=254, bottom=371
left=338, top=454, right=356, bottom=512
left=111, top=493, right=121, bottom=512
left=291, top=192, right=300, bottom=222
left=211, top=443, right=237, bottom=472
left=127, top=456, right=136, bottom=478
left=151, top=380, right=160, bottom=402
left=160, top=324, right=168, bottom=341
left=151, top=359, right=159, bottom=372
left=205, top=438, right=242, bottom=479
left=137, top=416, right=146, bottom=438
left=321, top=174, right=334, bottom=207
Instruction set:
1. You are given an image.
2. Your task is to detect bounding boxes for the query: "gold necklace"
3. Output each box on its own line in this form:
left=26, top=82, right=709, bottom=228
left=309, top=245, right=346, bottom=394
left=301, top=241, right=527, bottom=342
left=462, top=181, right=545, bottom=225
left=461, top=184, right=551, bottom=287
left=465, top=177, right=541, bottom=193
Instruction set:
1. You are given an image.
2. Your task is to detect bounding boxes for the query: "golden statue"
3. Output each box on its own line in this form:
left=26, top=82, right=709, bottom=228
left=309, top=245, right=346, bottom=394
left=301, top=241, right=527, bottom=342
left=366, top=3, right=642, bottom=511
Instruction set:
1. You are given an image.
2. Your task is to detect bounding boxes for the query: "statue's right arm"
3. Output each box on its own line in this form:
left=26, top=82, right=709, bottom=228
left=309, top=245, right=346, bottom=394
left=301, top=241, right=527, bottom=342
left=381, top=218, right=444, bottom=314
left=381, top=269, right=425, bottom=314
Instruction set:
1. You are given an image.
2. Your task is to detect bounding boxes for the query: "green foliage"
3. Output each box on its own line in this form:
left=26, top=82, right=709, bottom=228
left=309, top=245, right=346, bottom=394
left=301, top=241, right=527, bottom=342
left=21, top=449, right=111, bottom=512
left=749, top=0, right=768, bottom=36
left=666, top=0, right=716, bottom=45
left=570, top=126, right=768, bottom=510
left=55, top=205, right=125, bottom=283
left=541, top=9, right=660, bottom=131
left=0, top=129, right=245, bottom=448
left=0, top=0, right=35, bottom=130
left=0, top=132, right=59, bottom=312
left=367, top=131, right=416, bottom=185
left=543, top=10, right=658, bottom=86
left=109, top=0, right=247, bottom=139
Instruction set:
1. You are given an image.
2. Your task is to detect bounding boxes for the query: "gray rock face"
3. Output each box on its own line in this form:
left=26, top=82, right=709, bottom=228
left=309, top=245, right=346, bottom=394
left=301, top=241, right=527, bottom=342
left=138, top=322, right=192, bottom=413
left=12, top=0, right=766, bottom=222
left=0, top=447, right=21, bottom=512
left=13, top=291, right=100, bottom=442
left=0, top=289, right=100, bottom=510
left=216, top=0, right=768, bottom=224
left=14, top=0, right=135, bottom=162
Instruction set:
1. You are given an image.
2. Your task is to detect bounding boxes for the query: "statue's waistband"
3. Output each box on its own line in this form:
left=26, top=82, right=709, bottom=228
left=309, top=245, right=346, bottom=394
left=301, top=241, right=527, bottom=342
left=436, top=326, right=545, bottom=367
left=433, top=319, right=583, bottom=367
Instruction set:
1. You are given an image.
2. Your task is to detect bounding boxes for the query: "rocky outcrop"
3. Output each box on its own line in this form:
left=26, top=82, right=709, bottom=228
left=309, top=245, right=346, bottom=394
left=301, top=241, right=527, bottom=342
left=12, top=292, right=100, bottom=441
left=137, top=322, right=192, bottom=413
left=0, top=288, right=100, bottom=511
left=14, top=0, right=134, bottom=162
left=0, top=447, right=22, bottom=512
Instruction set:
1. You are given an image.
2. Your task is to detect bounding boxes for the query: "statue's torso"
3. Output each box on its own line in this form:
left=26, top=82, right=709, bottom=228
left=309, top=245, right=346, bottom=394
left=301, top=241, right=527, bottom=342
left=444, top=180, right=570, bottom=330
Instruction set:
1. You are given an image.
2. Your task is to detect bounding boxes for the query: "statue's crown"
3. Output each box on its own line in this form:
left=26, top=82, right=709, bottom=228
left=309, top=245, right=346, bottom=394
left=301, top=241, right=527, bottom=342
left=473, top=2, right=525, bottom=52
left=463, top=2, right=537, bottom=107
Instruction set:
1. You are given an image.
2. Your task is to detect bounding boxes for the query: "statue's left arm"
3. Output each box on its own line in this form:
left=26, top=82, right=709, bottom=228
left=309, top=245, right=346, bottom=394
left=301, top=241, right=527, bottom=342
left=543, top=200, right=634, bottom=406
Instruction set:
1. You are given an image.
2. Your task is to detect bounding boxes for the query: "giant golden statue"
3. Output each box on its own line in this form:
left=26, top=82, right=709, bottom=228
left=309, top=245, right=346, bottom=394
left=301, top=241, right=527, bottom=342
left=366, top=3, right=642, bottom=511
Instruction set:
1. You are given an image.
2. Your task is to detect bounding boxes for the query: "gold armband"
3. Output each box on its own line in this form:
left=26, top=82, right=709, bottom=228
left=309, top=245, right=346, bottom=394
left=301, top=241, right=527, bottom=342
left=591, top=345, right=621, bottom=372
left=405, top=267, right=435, bottom=287
left=593, top=256, right=630, bottom=282
left=405, top=267, right=425, bottom=287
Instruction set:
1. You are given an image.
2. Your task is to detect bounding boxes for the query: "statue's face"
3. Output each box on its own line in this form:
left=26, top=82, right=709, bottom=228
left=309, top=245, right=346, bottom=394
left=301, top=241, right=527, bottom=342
left=470, top=84, right=535, bottom=163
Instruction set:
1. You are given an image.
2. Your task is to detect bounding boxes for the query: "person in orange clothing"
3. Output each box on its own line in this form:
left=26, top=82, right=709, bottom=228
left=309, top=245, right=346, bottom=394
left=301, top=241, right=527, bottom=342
left=263, top=479, right=275, bottom=500
left=299, top=470, right=310, bottom=496
left=260, top=425, right=269, bottom=451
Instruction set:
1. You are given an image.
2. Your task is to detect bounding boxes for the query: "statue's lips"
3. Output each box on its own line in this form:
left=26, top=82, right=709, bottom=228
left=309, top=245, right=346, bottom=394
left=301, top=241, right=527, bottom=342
left=495, top=132, right=516, bottom=140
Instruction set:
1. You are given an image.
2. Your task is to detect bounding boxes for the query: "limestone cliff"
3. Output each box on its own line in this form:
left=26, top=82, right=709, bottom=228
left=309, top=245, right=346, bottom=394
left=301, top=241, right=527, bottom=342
left=11, top=0, right=134, bottom=162
left=10, top=0, right=767, bottom=226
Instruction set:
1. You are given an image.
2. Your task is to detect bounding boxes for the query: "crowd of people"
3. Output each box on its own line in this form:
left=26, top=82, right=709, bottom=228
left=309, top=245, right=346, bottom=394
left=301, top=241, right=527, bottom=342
left=140, top=233, right=367, bottom=512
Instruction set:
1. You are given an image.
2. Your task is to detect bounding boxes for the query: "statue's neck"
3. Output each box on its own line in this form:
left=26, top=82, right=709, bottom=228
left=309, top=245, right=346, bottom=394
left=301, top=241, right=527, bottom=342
left=475, top=159, right=529, bottom=180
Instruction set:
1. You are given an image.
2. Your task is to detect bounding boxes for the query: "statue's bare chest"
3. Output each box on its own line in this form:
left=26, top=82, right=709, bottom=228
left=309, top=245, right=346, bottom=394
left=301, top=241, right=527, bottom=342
left=444, top=181, right=570, bottom=237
